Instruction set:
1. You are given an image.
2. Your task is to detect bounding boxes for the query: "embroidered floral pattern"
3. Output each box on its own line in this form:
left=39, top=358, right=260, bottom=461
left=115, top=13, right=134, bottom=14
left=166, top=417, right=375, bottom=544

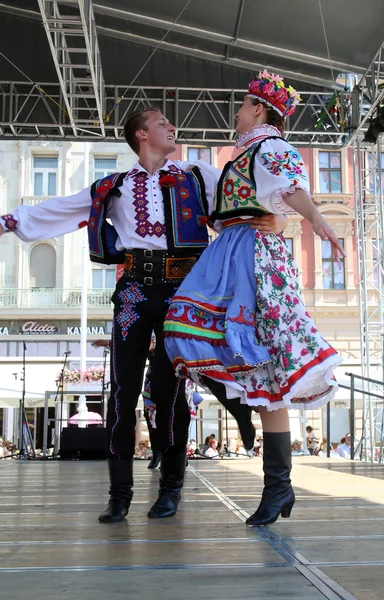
left=261, top=150, right=307, bottom=186
left=245, top=231, right=340, bottom=403
left=2, top=214, right=18, bottom=232
left=115, top=282, right=147, bottom=339
left=132, top=173, right=165, bottom=239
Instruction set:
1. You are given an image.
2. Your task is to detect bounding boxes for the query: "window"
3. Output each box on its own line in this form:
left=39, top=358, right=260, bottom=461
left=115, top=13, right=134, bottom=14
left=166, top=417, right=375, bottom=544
left=187, top=147, right=211, bottom=164
left=319, top=151, right=341, bottom=193
left=285, top=238, right=293, bottom=256
left=29, top=243, right=56, bottom=288
left=92, top=267, right=116, bottom=289
left=33, top=156, right=58, bottom=196
left=94, top=157, right=117, bottom=180
left=322, top=239, right=345, bottom=289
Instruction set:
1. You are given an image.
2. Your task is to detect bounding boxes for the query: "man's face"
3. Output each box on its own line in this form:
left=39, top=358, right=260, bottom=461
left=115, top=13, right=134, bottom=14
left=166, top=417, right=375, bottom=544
left=235, top=97, right=260, bottom=135
left=211, top=440, right=218, bottom=450
left=138, top=112, right=176, bottom=155
left=345, top=435, right=351, bottom=446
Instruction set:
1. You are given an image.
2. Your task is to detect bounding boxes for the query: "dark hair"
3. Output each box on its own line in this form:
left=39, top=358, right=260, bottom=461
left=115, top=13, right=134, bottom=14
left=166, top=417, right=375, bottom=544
left=249, top=99, right=285, bottom=134
left=123, top=107, right=161, bottom=154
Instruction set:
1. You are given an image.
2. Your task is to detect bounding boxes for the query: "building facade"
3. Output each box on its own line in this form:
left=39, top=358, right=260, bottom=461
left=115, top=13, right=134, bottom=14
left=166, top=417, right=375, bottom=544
left=0, top=139, right=372, bottom=452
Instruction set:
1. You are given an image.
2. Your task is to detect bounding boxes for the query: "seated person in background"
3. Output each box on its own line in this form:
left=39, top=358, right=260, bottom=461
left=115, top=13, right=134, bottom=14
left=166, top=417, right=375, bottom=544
left=254, top=437, right=263, bottom=456
left=187, top=439, right=197, bottom=457
left=135, top=440, right=150, bottom=459
left=235, top=440, right=248, bottom=456
left=202, top=434, right=216, bottom=454
left=205, top=438, right=220, bottom=459
left=337, top=433, right=356, bottom=459
left=291, top=439, right=303, bottom=454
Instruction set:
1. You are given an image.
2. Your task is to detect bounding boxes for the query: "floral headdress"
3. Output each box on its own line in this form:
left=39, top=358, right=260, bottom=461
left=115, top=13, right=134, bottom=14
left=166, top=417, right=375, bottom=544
left=246, top=70, right=301, bottom=118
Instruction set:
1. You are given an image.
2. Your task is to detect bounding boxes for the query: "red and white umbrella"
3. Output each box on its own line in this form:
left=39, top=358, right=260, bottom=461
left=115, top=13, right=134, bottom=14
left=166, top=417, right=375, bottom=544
left=68, top=412, right=103, bottom=426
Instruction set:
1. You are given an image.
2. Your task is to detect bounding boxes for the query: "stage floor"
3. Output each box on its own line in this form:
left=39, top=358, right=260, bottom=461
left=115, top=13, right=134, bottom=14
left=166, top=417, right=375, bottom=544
left=1, top=456, right=383, bottom=599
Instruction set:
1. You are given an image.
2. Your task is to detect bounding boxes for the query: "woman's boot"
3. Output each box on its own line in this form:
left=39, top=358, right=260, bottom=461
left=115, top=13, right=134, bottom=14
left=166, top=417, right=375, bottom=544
left=98, top=459, right=134, bottom=523
left=147, top=451, right=186, bottom=518
left=246, top=432, right=295, bottom=526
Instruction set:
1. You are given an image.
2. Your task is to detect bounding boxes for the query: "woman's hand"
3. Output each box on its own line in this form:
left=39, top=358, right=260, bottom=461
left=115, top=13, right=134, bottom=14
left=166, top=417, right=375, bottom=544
left=312, top=214, right=346, bottom=260
left=248, top=214, right=288, bottom=234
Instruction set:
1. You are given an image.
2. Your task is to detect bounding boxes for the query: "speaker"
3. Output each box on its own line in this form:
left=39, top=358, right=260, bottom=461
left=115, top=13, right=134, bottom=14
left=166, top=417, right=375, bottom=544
left=60, top=427, right=107, bottom=460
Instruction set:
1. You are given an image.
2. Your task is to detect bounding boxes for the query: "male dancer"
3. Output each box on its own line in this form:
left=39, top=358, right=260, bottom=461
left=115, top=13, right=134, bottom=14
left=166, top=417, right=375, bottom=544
left=0, top=107, right=287, bottom=523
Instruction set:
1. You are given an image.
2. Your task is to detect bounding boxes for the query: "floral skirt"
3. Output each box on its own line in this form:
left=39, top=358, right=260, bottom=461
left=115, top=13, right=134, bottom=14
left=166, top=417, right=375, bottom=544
left=164, top=222, right=342, bottom=411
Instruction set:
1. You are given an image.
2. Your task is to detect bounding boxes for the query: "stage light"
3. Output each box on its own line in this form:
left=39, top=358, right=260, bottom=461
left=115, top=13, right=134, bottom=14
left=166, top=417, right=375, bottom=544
left=364, top=107, right=384, bottom=143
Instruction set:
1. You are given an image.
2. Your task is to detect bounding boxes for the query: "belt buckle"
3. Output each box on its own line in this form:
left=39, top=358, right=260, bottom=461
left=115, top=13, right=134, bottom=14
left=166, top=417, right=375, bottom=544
left=144, top=276, right=153, bottom=286
left=144, top=262, right=153, bottom=272
left=144, top=249, right=153, bottom=258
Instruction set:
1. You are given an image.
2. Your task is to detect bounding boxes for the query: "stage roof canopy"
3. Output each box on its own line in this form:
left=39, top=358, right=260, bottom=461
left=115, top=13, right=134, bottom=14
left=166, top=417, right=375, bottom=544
left=0, top=0, right=383, bottom=144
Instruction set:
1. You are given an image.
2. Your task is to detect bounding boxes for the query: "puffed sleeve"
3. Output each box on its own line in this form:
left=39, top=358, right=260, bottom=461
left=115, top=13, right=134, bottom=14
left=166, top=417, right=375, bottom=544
left=253, top=138, right=311, bottom=214
left=176, top=160, right=221, bottom=215
left=0, top=187, right=92, bottom=242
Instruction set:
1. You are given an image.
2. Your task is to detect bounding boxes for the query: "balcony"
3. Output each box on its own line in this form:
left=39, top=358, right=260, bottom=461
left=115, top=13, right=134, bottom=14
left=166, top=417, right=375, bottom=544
left=0, top=288, right=113, bottom=309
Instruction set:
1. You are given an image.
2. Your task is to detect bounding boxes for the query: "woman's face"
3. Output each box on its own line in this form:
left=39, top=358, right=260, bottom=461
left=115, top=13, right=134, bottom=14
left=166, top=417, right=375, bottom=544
left=235, top=97, right=263, bottom=135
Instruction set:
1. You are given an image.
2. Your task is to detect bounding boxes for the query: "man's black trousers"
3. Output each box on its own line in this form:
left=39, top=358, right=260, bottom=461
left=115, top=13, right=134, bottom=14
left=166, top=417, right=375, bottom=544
left=107, top=277, right=189, bottom=459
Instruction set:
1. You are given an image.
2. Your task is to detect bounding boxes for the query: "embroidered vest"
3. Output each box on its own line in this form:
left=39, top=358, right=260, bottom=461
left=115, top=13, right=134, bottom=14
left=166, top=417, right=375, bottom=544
left=210, top=136, right=282, bottom=223
left=88, top=167, right=209, bottom=265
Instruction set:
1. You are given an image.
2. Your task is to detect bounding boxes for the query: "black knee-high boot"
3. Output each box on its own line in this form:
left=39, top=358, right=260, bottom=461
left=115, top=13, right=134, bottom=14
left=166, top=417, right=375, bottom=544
left=246, top=432, right=295, bottom=526
left=99, top=459, right=134, bottom=523
left=147, top=451, right=186, bottom=518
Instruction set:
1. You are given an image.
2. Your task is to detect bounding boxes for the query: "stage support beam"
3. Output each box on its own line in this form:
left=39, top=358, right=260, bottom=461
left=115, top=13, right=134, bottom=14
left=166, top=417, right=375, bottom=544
left=37, top=0, right=105, bottom=137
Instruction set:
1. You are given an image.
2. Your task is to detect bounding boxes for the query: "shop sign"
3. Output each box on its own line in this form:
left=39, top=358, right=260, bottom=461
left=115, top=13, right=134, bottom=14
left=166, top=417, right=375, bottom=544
left=67, top=326, right=105, bottom=335
left=0, top=326, right=9, bottom=335
left=22, top=321, right=57, bottom=335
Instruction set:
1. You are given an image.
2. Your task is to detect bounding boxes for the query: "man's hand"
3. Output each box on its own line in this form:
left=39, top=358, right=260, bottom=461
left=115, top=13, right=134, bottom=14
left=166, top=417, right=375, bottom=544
left=248, top=214, right=288, bottom=234
left=91, top=339, right=110, bottom=348
left=312, top=214, right=346, bottom=261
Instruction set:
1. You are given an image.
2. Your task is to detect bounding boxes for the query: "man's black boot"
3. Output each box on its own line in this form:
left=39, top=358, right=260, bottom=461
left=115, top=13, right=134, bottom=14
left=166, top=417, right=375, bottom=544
left=99, top=459, right=134, bottom=523
left=246, top=432, right=295, bottom=526
left=148, top=450, right=161, bottom=469
left=147, top=451, right=186, bottom=518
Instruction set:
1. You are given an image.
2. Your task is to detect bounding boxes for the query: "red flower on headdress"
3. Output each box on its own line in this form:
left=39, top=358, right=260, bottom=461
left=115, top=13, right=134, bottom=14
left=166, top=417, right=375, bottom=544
left=159, top=174, right=177, bottom=188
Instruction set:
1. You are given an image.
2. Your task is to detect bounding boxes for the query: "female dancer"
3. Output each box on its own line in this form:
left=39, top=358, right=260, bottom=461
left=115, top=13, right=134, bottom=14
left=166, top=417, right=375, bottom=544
left=163, top=71, right=344, bottom=526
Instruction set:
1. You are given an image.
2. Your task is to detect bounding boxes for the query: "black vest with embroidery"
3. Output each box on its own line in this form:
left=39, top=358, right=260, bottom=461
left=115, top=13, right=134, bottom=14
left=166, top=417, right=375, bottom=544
left=210, top=136, right=282, bottom=223
left=88, top=168, right=209, bottom=265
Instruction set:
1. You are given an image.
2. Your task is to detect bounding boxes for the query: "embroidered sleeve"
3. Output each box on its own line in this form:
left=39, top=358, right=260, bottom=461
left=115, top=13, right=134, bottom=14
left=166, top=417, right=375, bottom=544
left=253, top=139, right=311, bottom=214
left=0, top=187, right=92, bottom=242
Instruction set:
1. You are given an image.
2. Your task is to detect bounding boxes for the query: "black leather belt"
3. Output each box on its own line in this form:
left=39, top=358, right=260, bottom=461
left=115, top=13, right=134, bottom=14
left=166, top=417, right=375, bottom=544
left=123, top=249, right=201, bottom=286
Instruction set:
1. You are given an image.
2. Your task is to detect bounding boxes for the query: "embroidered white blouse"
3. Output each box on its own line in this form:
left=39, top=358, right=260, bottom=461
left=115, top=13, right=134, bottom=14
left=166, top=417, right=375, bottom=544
left=0, top=159, right=219, bottom=251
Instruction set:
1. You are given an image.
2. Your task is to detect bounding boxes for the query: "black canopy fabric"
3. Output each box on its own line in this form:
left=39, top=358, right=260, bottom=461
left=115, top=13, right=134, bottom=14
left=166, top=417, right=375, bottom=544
left=0, top=0, right=383, bottom=142
left=1, top=0, right=383, bottom=89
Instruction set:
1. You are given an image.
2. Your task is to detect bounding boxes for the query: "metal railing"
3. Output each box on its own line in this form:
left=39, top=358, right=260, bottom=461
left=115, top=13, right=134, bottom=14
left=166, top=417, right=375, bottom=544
left=0, top=288, right=113, bottom=309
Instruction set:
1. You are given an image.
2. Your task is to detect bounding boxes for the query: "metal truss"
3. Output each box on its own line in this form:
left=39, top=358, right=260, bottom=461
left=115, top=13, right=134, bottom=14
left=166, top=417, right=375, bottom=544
left=0, top=82, right=349, bottom=146
left=353, top=140, right=384, bottom=461
left=348, top=42, right=384, bottom=461
left=347, top=41, right=384, bottom=146
left=36, top=0, right=105, bottom=137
